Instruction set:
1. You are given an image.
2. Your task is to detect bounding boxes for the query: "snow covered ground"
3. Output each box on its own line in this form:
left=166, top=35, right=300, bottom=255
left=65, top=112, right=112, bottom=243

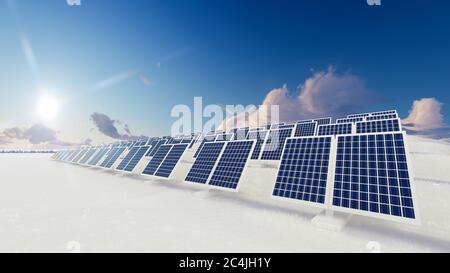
left=0, top=136, right=450, bottom=253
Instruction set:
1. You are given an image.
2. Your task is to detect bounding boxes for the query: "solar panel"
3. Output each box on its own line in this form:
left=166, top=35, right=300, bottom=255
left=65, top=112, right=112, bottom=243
left=154, top=144, right=188, bottom=178
left=348, top=113, right=370, bottom=119
left=233, top=128, right=249, bottom=141
left=215, top=133, right=233, bottom=142
left=188, top=134, right=200, bottom=149
left=247, top=130, right=268, bottom=160
left=66, top=150, right=79, bottom=162
left=193, top=134, right=217, bottom=158
left=296, top=119, right=314, bottom=124
left=124, top=146, right=150, bottom=172
left=366, top=114, right=398, bottom=121
left=317, top=123, right=353, bottom=136
left=370, top=110, right=397, bottom=116
left=273, top=137, right=332, bottom=205
left=294, top=122, right=317, bottom=137
left=185, top=142, right=225, bottom=184
left=79, top=148, right=98, bottom=164
left=147, top=139, right=168, bottom=157
left=116, top=146, right=140, bottom=170
left=314, top=118, right=332, bottom=126
left=260, top=128, right=293, bottom=160
left=72, top=149, right=88, bottom=163
left=279, top=124, right=295, bottom=129
left=100, top=147, right=126, bottom=168
left=356, top=119, right=401, bottom=134
left=142, top=145, right=172, bottom=176
left=208, top=140, right=255, bottom=190
left=332, top=132, right=417, bottom=221
left=88, top=148, right=109, bottom=166
left=99, top=147, right=119, bottom=167
left=336, top=117, right=364, bottom=124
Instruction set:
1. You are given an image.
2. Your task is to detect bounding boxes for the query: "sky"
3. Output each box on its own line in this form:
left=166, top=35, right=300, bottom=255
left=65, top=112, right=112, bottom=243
left=0, top=0, right=449, bottom=148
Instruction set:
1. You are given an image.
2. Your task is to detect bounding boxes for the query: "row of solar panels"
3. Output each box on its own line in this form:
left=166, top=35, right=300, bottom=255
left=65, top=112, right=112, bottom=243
left=53, top=110, right=418, bottom=224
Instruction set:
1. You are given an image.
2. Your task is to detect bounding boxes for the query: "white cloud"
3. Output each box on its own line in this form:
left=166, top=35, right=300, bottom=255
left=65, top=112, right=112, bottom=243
left=221, top=67, right=381, bottom=129
left=403, top=98, right=444, bottom=130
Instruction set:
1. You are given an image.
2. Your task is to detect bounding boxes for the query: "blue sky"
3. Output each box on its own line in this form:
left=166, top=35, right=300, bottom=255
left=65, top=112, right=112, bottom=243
left=0, top=0, right=449, bottom=146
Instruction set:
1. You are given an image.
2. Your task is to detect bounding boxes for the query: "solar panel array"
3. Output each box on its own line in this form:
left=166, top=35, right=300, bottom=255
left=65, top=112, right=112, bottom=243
left=317, top=123, right=353, bottom=136
left=294, top=122, right=317, bottom=137
left=124, top=146, right=150, bottom=172
left=142, top=145, right=172, bottom=176
left=356, top=119, right=401, bottom=134
left=154, top=144, right=188, bottom=178
left=186, top=140, right=254, bottom=190
left=116, top=146, right=140, bottom=170
left=186, top=142, right=225, bottom=184
left=246, top=130, right=268, bottom=160
left=260, top=128, right=293, bottom=160
left=207, top=140, right=254, bottom=190
left=53, top=109, right=418, bottom=224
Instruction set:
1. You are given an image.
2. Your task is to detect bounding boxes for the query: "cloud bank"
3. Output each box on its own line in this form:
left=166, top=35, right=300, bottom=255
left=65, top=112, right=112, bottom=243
left=221, top=67, right=382, bottom=129
left=0, top=124, right=78, bottom=148
left=402, top=98, right=449, bottom=139
left=90, top=112, right=138, bottom=140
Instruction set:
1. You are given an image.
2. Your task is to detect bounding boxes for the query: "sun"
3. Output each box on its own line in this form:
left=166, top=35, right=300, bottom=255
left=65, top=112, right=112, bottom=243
left=36, top=95, right=59, bottom=120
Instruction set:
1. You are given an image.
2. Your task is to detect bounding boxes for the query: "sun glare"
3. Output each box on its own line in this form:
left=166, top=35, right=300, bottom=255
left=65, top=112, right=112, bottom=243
left=36, top=95, right=59, bottom=120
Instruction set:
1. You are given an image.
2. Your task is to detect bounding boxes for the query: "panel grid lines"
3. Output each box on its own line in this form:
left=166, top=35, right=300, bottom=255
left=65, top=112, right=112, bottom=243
left=155, top=144, right=188, bottom=177
left=124, top=146, right=150, bottom=172
left=116, top=146, right=140, bottom=170
left=356, top=119, right=401, bottom=134
left=332, top=133, right=415, bottom=219
left=273, top=137, right=331, bottom=204
left=209, top=140, right=254, bottom=189
left=317, top=123, right=352, bottom=136
left=261, top=128, right=293, bottom=160
left=142, top=145, right=172, bottom=175
left=247, top=130, right=268, bottom=160
left=185, top=142, right=225, bottom=184
left=294, top=122, right=317, bottom=137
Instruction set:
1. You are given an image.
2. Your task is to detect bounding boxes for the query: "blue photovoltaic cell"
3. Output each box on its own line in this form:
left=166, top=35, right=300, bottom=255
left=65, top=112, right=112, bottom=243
left=332, top=133, right=416, bottom=219
left=294, top=122, right=317, bottom=137
left=124, top=146, right=150, bottom=172
left=366, top=114, right=398, bottom=121
left=116, top=146, right=140, bottom=170
left=88, top=148, right=109, bottom=166
left=147, top=139, right=168, bottom=157
left=317, top=123, right=352, bottom=136
left=193, top=135, right=216, bottom=158
left=356, top=119, right=401, bottom=134
left=185, top=142, right=225, bottom=184
left=247, top=130, right=268, bottom=160
left=273, top=137, right=331, bottom=204
left=155, top=144, right=188, bottom=177
left=261, top=129, right=293, bottom=160
left=99, top=148, right=120, bottom=167
left=209, top=140, right=254, bottom=189
left=142, top=145, right=172, bottom=175
left=102, top=147, right=126, bottom=168
left=314, top=118, right=332, bottom=126
left=336, top=117, right=364, bottom=124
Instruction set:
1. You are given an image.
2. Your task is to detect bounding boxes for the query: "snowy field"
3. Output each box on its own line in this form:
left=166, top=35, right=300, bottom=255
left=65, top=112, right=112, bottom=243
left=1, top=136, right=450, bottom=253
